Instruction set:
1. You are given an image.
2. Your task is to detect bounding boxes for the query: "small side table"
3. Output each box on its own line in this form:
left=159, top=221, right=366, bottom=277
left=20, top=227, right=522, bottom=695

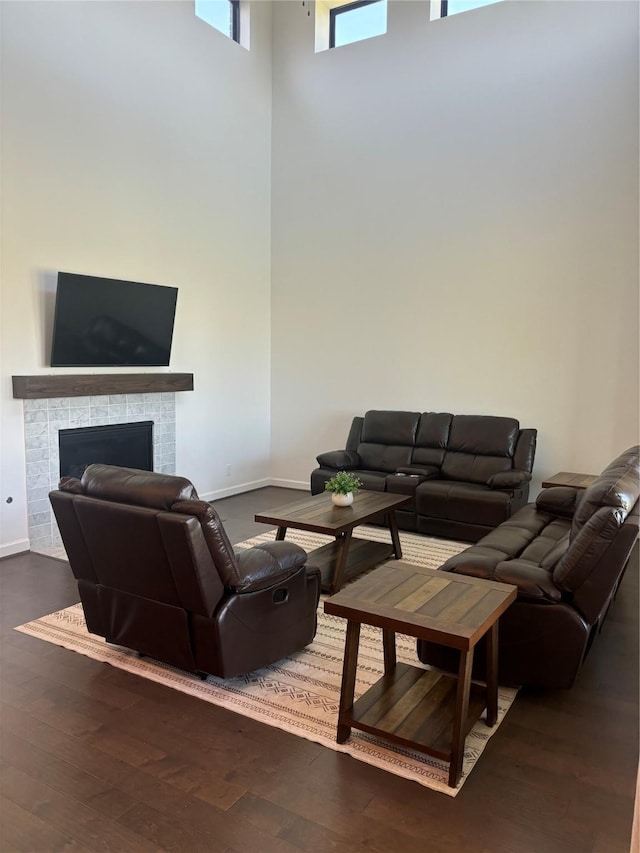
left=324, top=561, right=516, bottom=788
left=541, top=471, right=596, bottom=490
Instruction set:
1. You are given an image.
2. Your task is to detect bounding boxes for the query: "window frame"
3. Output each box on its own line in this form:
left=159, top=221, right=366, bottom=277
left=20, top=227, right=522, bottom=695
left=230, top=0, right=240, bottom=43
left=329, top=0, right=384, bottom=49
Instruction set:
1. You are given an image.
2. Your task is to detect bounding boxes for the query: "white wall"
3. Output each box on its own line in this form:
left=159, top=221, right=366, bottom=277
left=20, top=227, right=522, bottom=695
left=1, top=0, right=638, bottom=557
left=270, top=0, right=639, bottom=493
left=0, top=0, right=273, bottom=556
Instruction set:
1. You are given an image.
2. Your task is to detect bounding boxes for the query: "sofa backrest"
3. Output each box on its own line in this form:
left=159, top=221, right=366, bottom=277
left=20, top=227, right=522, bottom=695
left=553, top=446, right=640, bottom=599
left=570, top=446, right=640, bottom=541
left=357, top=410, right=420, bottom=473
left=411, top=412, right=453, bottom=467
left=440, top=415, right=520, bottom=484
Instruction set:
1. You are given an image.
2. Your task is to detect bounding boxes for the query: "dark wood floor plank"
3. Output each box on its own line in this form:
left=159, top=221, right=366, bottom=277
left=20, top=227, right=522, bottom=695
left=1, top=730, right=136, bottom=820
left=0, top=765, right=165, bottom=852
left=0, top=794, right=93, bottom=852
left=117, top=796, right=302, bottom=853
left=1, top=487, right=637, bottom=853
left=488, top=720, right=637, bottom=800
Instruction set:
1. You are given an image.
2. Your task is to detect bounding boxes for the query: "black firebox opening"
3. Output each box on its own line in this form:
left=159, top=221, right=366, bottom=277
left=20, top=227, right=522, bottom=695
left=59, top=421, right=153, bottom=480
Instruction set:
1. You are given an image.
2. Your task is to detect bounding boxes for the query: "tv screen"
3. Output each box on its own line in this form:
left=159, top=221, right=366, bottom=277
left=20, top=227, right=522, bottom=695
left=50, top=272, right=178, bottom=367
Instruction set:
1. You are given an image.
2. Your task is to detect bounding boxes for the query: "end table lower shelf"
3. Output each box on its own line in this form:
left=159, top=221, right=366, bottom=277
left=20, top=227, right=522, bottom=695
left=340, top=661, right=487, bottom=761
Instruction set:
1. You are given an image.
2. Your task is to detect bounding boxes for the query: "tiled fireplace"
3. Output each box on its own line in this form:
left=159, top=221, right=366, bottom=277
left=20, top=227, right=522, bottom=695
left=23, top=392, right=177, bottom=555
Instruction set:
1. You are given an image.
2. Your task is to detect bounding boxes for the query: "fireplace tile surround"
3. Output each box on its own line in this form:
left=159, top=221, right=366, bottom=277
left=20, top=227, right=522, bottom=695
left=23, top=392, right=176, bottom=555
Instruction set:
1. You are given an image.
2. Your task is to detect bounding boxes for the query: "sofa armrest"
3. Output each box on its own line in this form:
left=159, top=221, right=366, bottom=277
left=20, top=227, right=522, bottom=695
left=316, top=449, right=360, bottom=469
left=233, top=541, right=307, bottom=593
left=487, top=470, right=532, bottom=489
left=535, top=486, right=580, bottom=518
left=494, top=559, right=562, bottom=603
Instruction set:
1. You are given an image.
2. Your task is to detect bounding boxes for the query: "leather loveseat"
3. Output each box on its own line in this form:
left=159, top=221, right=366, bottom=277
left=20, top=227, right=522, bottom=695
left=50, top=464, right=321, bottom=678
left=311, top=410, right=537, bottom=542
left=417, top=446, right=640, bottom=688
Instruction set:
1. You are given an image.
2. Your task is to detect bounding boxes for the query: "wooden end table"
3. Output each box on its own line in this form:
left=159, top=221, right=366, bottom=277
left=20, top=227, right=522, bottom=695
left=541, top=471, right=596, bottom=490
left=324, top=561, right=517, bottom=788
left=255, top=491, right=410, bottom=594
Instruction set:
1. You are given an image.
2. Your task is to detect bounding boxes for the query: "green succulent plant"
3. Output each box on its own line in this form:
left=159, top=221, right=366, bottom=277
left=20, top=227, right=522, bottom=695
left=324, top=470, right=362, bottom=495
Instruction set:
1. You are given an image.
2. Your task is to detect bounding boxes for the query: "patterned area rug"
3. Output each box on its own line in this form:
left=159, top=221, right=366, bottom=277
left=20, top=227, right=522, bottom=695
left=16, top=527, right=518, bottom=796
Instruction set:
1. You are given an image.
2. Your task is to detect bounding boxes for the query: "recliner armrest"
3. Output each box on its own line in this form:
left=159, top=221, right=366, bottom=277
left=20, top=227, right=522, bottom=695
left=487, top=470, right=532, bottom=489
left=315, top=450, right=360, bottom=469
left=494, top=559, right=562, bottom=603
left=233, top=541, right=308, bottom=593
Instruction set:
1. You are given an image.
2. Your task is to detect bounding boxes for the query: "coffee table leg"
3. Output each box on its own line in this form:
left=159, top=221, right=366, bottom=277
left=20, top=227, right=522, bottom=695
left=449, top=648, right=473, bottom=788
left=337, top=619, right=361, bottom=744
left=330, top=530, right=352, bottom=594
left=382, top=629, right=396, bottom=673
left=387, top=511, right=403, bottom=559
left=485, top=622, right=499, bottom=727
left=275, top=526, right=287, bottom=541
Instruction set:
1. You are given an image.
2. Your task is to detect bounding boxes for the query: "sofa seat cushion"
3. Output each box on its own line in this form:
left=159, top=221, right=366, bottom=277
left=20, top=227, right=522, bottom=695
left=415, top=480, right=515, bottom=527
left=440, top=505, right=572, bottom=602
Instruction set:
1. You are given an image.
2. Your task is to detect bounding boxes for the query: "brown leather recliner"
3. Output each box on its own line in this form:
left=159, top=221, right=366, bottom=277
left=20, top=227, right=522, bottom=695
left=416, top=446, right=640, bottom=688
left=50, top=464, right=321, bottom=678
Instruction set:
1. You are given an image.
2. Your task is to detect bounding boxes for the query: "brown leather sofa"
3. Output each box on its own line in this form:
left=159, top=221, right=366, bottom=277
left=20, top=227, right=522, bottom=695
left=311, top=410, right=537, bottom=541
left=416, top=446, right=640, bottom=688
left=50, top=464, right=321, bottom=678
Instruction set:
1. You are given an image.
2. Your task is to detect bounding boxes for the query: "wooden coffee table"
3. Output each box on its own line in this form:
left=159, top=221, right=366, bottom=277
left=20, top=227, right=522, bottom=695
left=254, top=491, right=411, bottom=594
left=324, top=561, right=517, bottom=788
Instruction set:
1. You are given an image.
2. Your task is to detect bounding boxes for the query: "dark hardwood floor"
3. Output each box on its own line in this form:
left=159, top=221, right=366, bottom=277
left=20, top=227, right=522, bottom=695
left=1, top=487, right=638, bottom=852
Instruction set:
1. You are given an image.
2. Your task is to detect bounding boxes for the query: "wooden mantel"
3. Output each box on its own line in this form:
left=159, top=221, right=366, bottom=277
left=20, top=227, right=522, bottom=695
left=12, top=373, right=194, bottom=399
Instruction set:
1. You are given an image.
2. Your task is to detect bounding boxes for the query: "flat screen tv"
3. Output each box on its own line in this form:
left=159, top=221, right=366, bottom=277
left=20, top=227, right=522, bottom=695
left=50, top=272, right=178, bottom=367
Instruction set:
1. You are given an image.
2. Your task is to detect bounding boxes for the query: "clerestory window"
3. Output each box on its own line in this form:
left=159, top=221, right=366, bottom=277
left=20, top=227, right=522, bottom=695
left=195, top=0, right=240, bottom=43
left=329, top=0, right=387, bottom=49
left=436, top=0, right=503, bottom=19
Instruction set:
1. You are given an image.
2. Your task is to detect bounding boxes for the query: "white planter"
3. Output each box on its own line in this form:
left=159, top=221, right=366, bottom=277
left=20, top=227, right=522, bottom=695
left=331, top=492, right=354, bottom=507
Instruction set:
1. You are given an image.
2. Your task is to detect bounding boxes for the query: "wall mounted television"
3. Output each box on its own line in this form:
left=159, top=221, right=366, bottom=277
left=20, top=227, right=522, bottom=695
left=50, top=272, right=178, bottom=367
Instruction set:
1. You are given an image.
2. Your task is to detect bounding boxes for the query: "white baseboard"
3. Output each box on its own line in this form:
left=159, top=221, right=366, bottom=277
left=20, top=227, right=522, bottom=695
left=268, top=478, right=309, bottom=491
left=0, top=539, right=31, bottom=559
left=199, top=478, right=308, bottom=503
